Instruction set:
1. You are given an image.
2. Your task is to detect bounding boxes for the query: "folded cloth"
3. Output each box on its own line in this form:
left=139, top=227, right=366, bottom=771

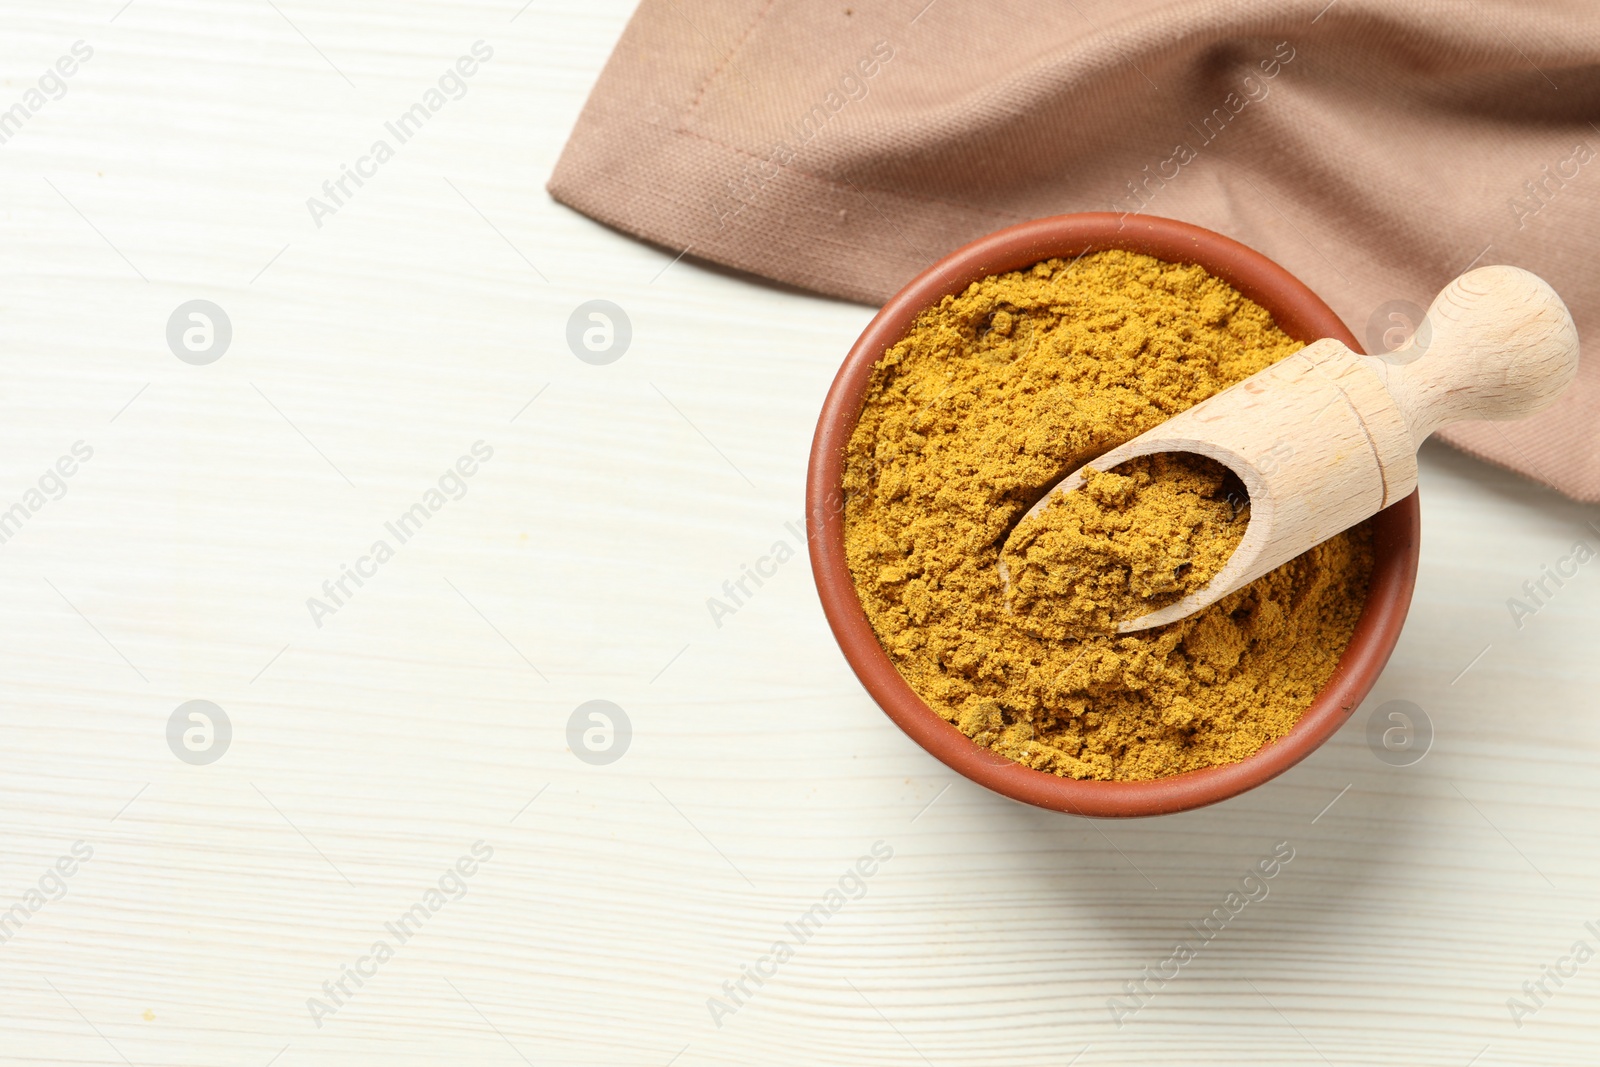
left=550, top=0, right=1600, bottom=500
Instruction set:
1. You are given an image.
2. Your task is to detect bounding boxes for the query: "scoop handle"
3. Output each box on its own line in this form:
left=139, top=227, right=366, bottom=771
left=1380, top=265, right=1578, bottom=445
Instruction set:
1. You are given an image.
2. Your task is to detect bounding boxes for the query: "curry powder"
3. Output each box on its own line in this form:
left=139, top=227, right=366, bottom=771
left=842, top=251, right=1373, bottom=781
left=1003, top=452, right=1250, bottom=638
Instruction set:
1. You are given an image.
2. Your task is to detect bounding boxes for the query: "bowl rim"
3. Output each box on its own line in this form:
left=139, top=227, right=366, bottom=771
left=804, top=212, right=1419, bottom=818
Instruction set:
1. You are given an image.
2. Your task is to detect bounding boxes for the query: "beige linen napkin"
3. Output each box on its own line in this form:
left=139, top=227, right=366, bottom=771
left=550, top=0, right=1600, bottom=500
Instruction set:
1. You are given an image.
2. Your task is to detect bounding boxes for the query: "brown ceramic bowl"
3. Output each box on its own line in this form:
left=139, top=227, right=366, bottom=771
left=806, top=213, right=1419, bottom=818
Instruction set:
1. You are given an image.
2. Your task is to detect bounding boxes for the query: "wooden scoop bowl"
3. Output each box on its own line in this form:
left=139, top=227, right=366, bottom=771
left=1002, top=264, right=1580, bottom=632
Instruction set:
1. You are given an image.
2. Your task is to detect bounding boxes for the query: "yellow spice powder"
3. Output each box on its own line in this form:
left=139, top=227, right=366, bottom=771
left=1003, top=453, right=1251, bottom=638
left=842, top=250, right=1373, bottom=781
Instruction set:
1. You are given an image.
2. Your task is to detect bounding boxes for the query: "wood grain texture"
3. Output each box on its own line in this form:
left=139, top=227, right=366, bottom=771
left=0, top=2, right=1598, bottom=1064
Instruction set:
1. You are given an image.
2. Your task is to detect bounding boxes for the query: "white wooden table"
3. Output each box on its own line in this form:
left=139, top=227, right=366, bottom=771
left=2, top=2, right=1598, bottom=1063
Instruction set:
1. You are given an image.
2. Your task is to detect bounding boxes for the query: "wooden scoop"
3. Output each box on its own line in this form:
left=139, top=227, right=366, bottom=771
left=1001, top=265, right=1580, bottom=633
